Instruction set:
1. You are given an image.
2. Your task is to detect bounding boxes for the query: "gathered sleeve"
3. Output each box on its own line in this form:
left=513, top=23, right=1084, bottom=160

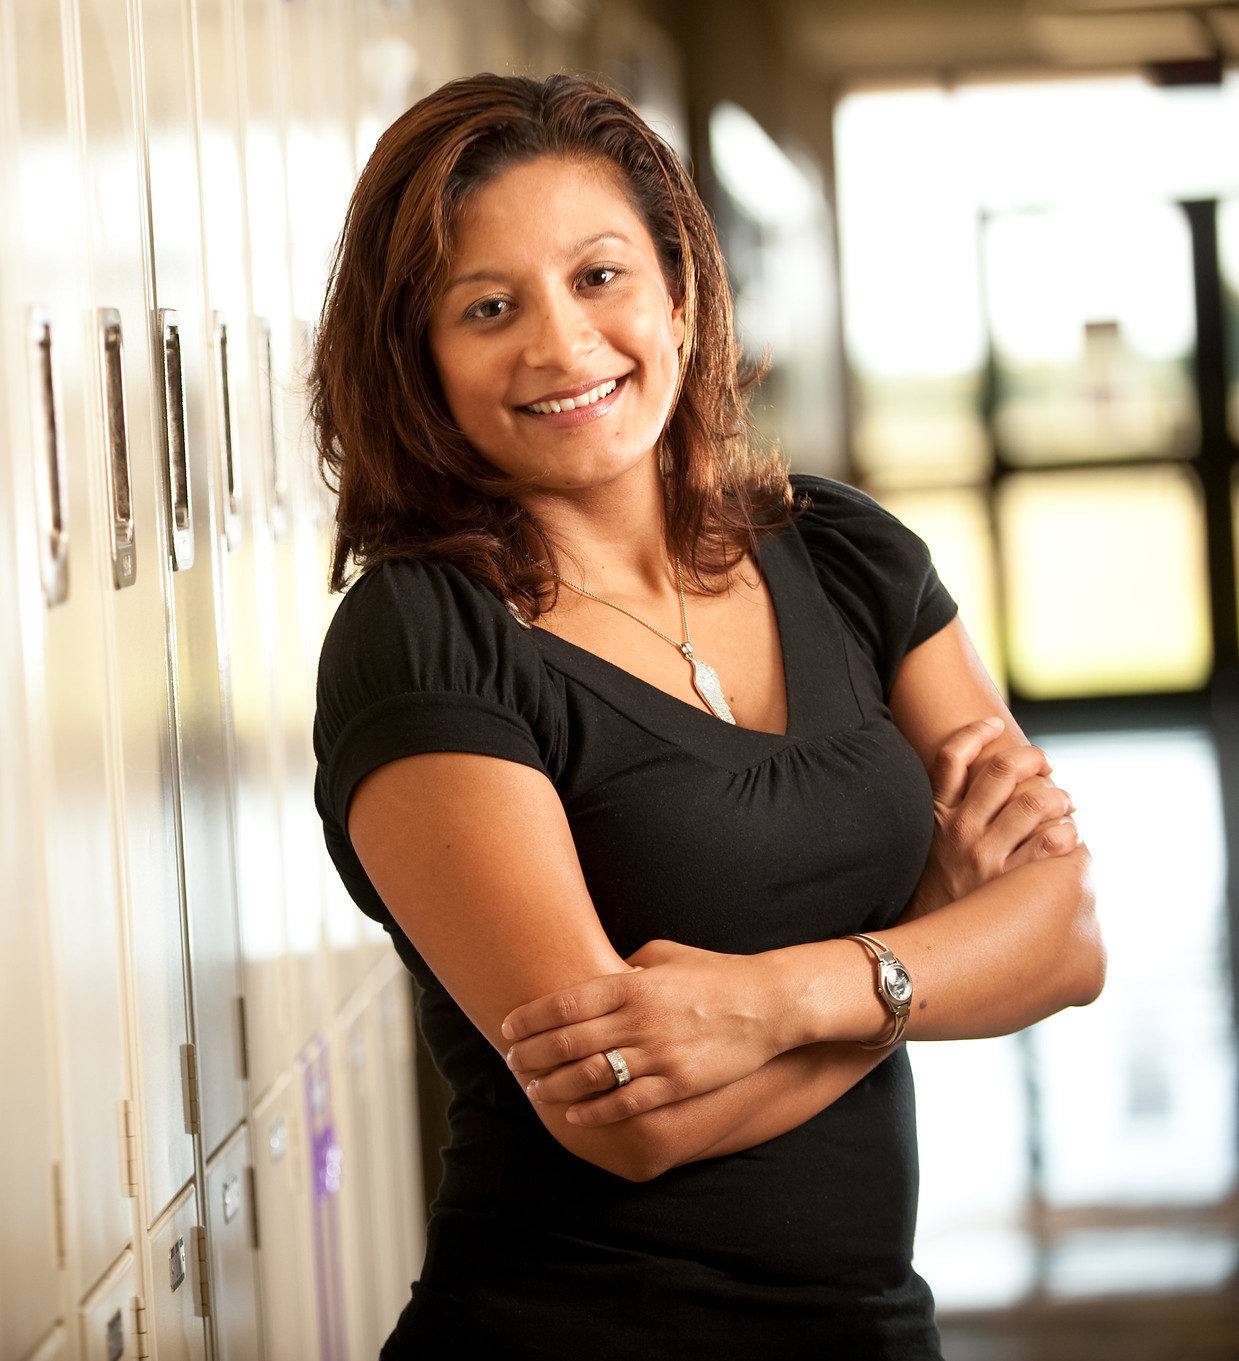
left=313, top=558, right=566, bottom=912
left=789, top=474, right=959, bottom=699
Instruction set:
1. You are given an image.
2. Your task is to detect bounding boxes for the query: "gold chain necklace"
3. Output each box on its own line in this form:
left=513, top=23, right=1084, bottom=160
left=551, top=568, right=737, bottom=725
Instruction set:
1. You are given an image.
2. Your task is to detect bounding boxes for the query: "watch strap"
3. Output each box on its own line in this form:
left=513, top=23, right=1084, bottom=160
left=844, top=933, right=913, bottom=1049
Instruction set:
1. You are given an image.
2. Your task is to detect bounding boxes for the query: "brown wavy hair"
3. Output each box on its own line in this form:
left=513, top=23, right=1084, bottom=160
left=309, top=71, right=794, bottom=610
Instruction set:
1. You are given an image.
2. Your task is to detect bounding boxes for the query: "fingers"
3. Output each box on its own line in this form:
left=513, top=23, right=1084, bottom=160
left=1004, top=815, right=1081, bottom=871
left=928, top=717, right=1007, bottom=806
left=566, top=1075, right=682, bottom=1126
left=957, top=745, right=1055, bottom=827
left=986, top=775, right=1074, bottom=853
left=524, top=1047, right=641, bottom=1105
left=506, top=1015, right=637, bottom=1074
left=500, top=971, right=634, bottom=1043
left=519, top=1048, right=683, bottom=1126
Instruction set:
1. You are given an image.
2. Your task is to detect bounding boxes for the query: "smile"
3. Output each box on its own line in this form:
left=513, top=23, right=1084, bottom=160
left=522, top=377, right=621, bottom=415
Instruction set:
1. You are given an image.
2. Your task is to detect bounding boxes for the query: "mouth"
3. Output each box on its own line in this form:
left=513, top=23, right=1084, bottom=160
left=519, top=375, right=624, bottom=416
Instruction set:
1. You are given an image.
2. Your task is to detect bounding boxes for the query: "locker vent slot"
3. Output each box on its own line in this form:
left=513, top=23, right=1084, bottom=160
left=256, top=316, right=286, bottom=538
left=28, top=307, right=69, bottom=606
left=236, top=994, right=249, bottom=1080
left=158, top=309, right=194, bottom=571
left=97, top=309, right=136, bottom=589
left=246, top=1164, right=260, bottom=1251
left=213, top=313, right=242, bottom=551
left=50, top=1160, right=67, bottom=1267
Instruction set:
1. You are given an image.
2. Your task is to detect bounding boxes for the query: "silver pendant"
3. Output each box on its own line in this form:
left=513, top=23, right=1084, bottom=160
left=682, top=643, right=736, bottom=724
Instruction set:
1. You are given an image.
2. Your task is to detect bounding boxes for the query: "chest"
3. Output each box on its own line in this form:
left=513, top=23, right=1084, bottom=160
left=535, top=559, right=787, bottom=735
left=533, top=531, right=937, bottom=957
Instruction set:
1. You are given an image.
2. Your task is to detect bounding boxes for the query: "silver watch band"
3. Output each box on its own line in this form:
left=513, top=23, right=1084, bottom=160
left=844, top=932, right=913, bottom=1049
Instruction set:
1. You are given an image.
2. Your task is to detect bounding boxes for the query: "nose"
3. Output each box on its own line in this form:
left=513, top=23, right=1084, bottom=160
left=522, top=290, right=597, bottom=371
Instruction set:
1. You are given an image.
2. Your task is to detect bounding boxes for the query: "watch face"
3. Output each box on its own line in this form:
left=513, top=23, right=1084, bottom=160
left=885, top=964, right=913, bottom=1004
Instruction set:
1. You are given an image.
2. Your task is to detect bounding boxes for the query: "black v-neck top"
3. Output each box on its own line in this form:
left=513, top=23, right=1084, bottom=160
left=314, top=475, right=959, bottom=1359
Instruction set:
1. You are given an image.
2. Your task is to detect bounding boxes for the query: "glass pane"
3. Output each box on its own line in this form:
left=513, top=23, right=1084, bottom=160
left=876, top=487, right=1003, bottom=689
left=911, top=1035, right=1033, bottom=1311
left=984, top=203, right=1198, bottom=467
left=1030, top=729, right=1236, bottom=1213
left=833, top=88, right=990, bottom=489
left=997, top=465, right=1212, bottom=698
left=853, top=375, right=990, bottom=490
left=1220, top=198, right=1239, bottom=449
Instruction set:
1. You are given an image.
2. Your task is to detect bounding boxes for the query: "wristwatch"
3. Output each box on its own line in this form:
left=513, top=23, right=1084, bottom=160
left=844, top=933, right=914, bottom=1048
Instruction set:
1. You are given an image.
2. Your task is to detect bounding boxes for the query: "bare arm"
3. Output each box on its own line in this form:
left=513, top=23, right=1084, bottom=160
left=347, top=750, right=887, bottom=1182
left=502, top=618, right=1105, bottom=1130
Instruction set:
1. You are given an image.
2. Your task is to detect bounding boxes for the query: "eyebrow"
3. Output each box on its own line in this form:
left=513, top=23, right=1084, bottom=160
left=442, top=231, right=635, bottom=293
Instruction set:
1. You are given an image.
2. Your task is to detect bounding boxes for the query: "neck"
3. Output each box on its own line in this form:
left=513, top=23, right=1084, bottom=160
left=520, top=456, right=675, bottom=599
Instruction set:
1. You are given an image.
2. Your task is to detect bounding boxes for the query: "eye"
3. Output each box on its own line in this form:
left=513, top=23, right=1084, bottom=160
left=463, top=296, right=511, bottom=322
left=580, top=265, right=621, bottom=289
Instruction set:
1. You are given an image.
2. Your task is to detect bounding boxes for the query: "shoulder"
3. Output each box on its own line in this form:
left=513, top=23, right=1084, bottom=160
left=788, top=473, right=918, bottom=551
left=320, top=555, right=513, bottom=659
left=315, top=556, right=565, bottom=802
left=785, top=474, right=958, bottom=694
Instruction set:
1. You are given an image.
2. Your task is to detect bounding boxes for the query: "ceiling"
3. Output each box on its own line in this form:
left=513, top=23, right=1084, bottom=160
left=783, top=0, right=1239, bottom=86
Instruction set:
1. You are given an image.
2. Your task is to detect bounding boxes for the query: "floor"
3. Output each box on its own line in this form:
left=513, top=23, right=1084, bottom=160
left=939, top=1289, right=1239, bottom=1360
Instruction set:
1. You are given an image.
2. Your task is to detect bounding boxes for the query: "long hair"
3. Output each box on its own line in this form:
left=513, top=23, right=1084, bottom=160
left=309, top=71, right=794, bottom=610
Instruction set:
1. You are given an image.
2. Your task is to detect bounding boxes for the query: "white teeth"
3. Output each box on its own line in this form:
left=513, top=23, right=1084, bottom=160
left=527, top=378, right=618, bottom=415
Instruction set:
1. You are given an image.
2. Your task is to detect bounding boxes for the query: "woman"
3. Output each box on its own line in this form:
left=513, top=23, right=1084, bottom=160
left=310, top=72, right=1103, bottom=1359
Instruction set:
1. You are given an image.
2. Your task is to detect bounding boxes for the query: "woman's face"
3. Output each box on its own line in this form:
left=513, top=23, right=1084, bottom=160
left=428, top=154, right=686, bottom=494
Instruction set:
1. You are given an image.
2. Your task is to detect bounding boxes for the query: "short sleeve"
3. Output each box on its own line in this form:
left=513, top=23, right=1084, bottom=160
left=313, top=557, right=565, bottom=842
left=789, top=474, right=958, bottom=697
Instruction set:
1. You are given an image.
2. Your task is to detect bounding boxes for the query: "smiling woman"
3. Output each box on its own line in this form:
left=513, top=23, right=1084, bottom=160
left=427, top=157, right=686, bottom=495
left=308, top=72, right=1101, bottom=1361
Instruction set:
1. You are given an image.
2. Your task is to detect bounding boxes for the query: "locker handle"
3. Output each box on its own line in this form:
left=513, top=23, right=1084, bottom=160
left=256, top=316, right=286, bottom=539
left=159, top=309, right=194, bottom=571
left=28, top=308, right=69, bottom=606
left=97, top=308, right=136, bottom=589
left=213, top=313, right=241, bottom=551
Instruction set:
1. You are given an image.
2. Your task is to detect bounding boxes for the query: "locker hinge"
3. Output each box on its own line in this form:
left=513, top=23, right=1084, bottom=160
left=236, top=994, right=250, bottom=1080
left=116, top=1099, right=140, bottom=1199
left=50, top=1160, right=67, bottom=1268
left=191, top=1225, right=211, bottom=1319
left=181, top=1043, right=201, bottom=1135
left=132, top=1293, right=151, bottom=1361
left=246, top=1164, right=260, bottom=1251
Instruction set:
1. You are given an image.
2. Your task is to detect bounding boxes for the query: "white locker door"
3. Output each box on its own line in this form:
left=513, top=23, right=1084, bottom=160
left=251, top=1075, right=318, bottom=1361
left=298, top=1039, right=348, bottom=1361
left=144, top=1182, right=208, bottom=1361
left=245, top=0, right=330, bottom=1054
left=73, top=0, right=196, bottom=1225
left=7, top=0, right=134, bottom=1302
left=202, top=0, right=293, bottom=1105
left=0, top=54, right=66, bottom=1344
left=282, top=0, right=391, bottom=1009
left=0, top=498, right=65, bottom=1357
left=23, top=1325, right=71, bottom=1361
left=77, top=1250, right=139, bottom=1361
left=203, top=1126, right=264, bottom=1361
left=136, top=0, right=248, bottom=1164
left=373, top=969, right=427, bottom=1307
left=329, top=998, right=383, bottom=1361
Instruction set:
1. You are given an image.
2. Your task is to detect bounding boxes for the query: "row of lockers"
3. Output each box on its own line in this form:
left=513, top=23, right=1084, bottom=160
left=0, top=1, right=679, bottom=1357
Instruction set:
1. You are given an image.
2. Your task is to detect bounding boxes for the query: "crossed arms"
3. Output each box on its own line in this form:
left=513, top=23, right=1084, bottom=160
left=348, top=617, right=1104, bottom=1182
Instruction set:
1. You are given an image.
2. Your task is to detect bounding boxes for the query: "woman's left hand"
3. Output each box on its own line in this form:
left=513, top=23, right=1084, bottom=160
left=501, top=939, right=783, bottom=1125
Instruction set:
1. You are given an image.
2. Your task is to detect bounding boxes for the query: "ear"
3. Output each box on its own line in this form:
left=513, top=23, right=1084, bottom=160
left=671, top=294, right=686, bottom=350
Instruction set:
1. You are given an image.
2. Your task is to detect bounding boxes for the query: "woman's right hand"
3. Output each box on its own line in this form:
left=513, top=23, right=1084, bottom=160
left=904, top=717, right=1079, bottom=920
